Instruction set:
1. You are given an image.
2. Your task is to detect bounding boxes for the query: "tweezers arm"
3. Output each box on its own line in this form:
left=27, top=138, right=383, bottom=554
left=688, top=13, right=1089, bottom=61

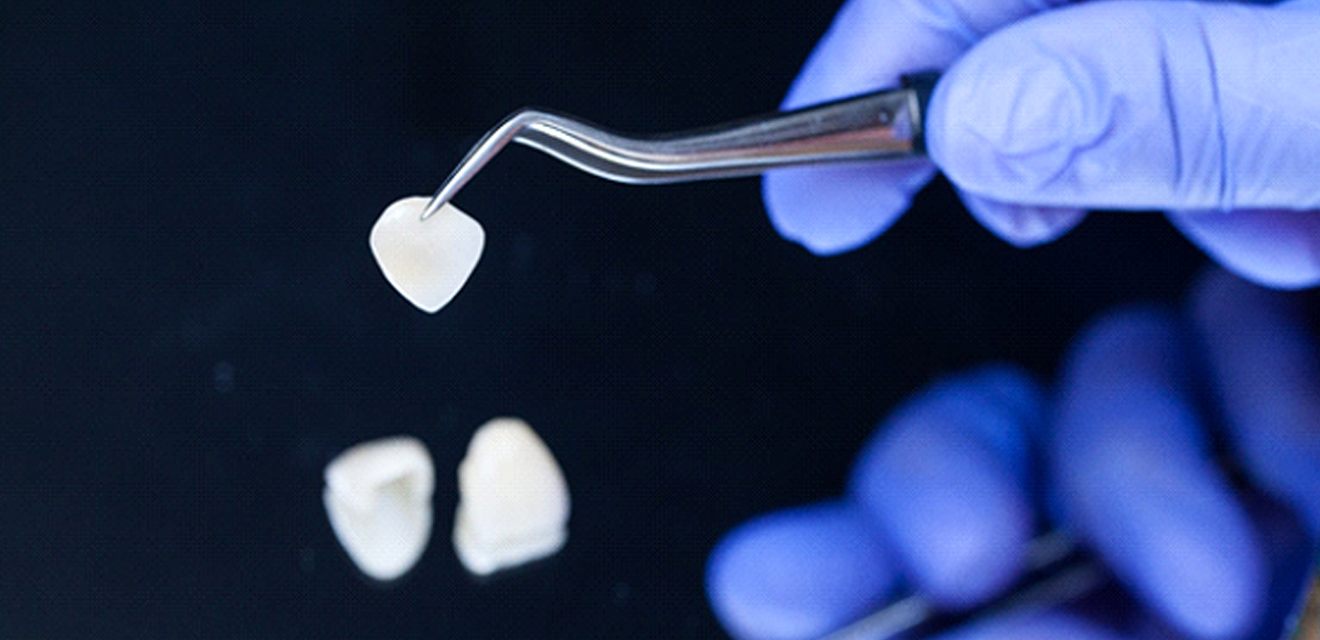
left=422, top=72, right=939, bottom=219
left=643, top=70, right=939, bottom=170
left=516, top=72, right=938, bottom=185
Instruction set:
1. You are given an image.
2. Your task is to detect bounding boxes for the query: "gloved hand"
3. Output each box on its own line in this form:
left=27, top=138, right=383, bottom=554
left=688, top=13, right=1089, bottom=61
left=766, top=0, right=1320, bottom=289
left=705, top=269, right=1320, bottom=640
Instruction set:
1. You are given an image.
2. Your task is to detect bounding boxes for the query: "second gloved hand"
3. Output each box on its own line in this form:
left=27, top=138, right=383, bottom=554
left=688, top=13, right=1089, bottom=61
left=706, top=270, right=1320, bottom=639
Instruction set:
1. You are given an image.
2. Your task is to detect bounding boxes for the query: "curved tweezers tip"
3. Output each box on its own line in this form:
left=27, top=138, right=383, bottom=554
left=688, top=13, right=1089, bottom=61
left=420, top=109, right=551, bottom=220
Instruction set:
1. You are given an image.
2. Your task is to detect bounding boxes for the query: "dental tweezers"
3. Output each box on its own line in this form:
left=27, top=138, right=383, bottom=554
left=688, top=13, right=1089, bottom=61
left=419, top=73, right=940, bottom=220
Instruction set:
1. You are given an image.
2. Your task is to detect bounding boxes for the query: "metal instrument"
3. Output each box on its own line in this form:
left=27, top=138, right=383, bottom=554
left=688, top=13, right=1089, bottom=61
left=419, top=73, right=940, bottom=220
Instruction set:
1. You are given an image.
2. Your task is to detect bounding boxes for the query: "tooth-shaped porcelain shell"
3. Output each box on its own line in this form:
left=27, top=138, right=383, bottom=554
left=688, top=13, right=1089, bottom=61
left=323, top=436, right=435, bottom=581
left=453, top=418, right=570, bottom=575
left=369, top=196, right=485, bottom=313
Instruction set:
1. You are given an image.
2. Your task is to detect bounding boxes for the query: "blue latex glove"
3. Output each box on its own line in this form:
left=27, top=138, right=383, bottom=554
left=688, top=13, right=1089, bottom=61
left=706, top=270, right=1320, bottom=640
left=765, top=0, right=1320, bottom=289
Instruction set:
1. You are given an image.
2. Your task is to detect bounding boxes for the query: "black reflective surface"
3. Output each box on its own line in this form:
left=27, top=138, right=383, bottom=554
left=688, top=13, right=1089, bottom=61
left=0, top=2, right=1203, bottom=637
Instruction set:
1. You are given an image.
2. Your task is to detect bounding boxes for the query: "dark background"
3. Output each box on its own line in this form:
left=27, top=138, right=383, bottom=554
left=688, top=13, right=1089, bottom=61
left=0, top=1, right=1206, bottom=637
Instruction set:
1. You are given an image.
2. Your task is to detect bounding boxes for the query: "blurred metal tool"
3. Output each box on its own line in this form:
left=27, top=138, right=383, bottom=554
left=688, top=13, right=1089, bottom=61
left=419, top=73, right=940, bottom=220
left=822, top=532, right=1104, bottom=640
left=827, top=536, right=1320, bottom=640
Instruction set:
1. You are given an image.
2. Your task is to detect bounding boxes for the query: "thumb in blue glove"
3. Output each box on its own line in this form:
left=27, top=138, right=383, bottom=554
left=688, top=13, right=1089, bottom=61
left=929, top=0, right=1320, bottom=288
left=769, top=0, right=1320, bottom=288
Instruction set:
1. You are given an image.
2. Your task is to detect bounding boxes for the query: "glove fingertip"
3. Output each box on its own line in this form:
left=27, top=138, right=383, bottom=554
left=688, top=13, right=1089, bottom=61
left=850, top=371, right=1037, bottom=608
left=1054, top=307, right=1269, bottom=640
left=1190, top=268, right=1320, bottom=534
left=1169, top=209, right=1320, bottom=290
left=706, top=501, right=897, bottom=640
left=762, top=163, right=932, bottom=256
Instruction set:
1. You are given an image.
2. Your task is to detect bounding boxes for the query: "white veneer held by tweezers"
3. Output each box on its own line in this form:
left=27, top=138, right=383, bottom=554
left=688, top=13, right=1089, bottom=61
left=370, top=196, right=485, bottom=313
left=453, top=418, right=570, bottom=576
left=323, top=436, right=435, bottom=582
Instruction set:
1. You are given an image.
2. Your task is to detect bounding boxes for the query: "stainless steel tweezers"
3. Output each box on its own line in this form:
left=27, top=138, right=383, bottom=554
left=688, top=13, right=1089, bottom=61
left=419, top=73, right=940, bottom=220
